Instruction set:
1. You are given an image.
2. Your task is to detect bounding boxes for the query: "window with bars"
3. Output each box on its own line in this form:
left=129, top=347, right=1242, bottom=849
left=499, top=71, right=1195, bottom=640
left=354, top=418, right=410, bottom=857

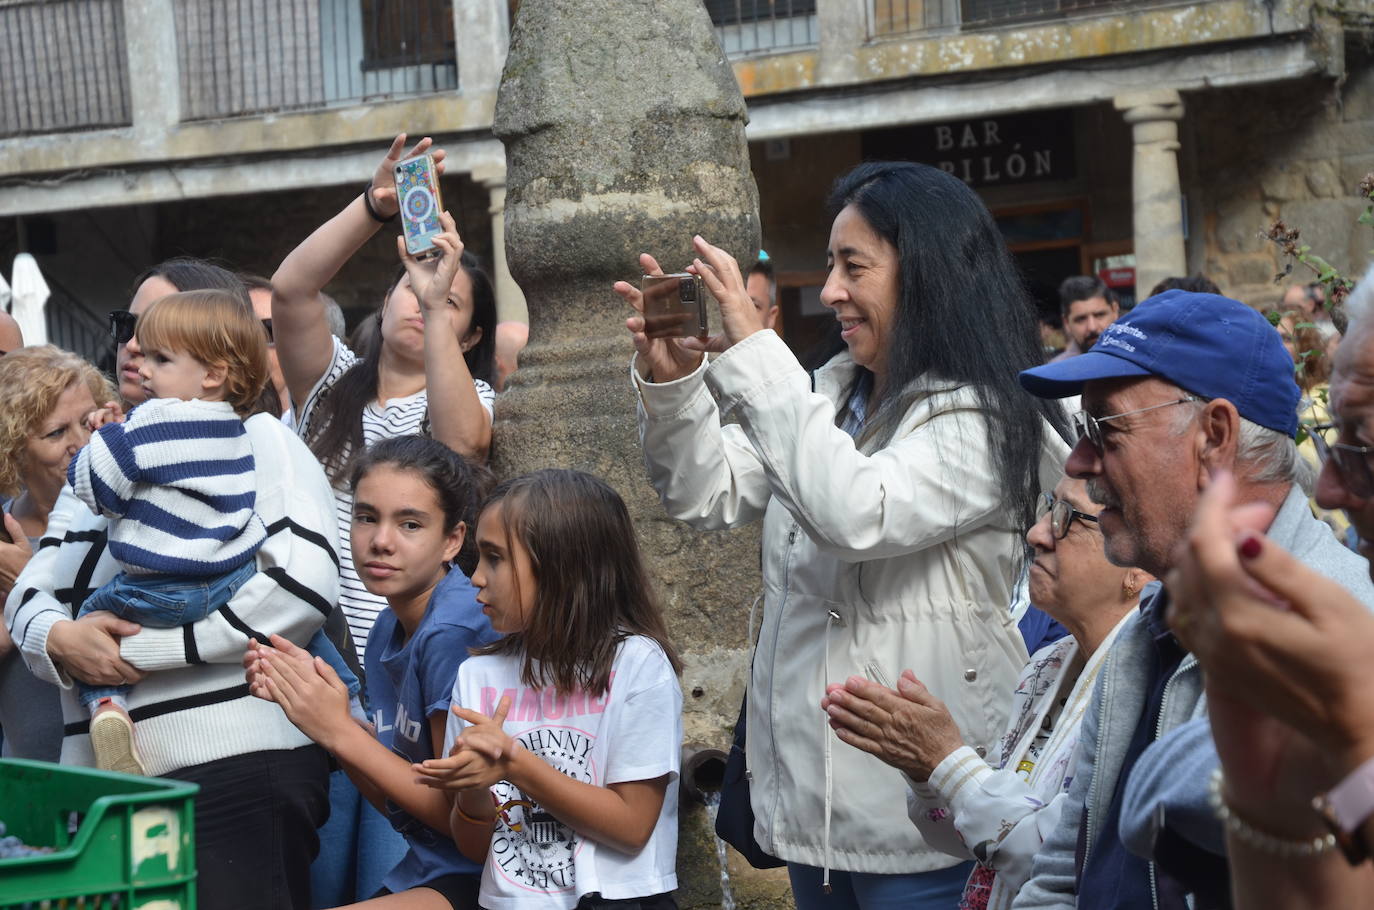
left=706, top=0, right=819, bottom=55
left=360, top=0, right=454, bottom=71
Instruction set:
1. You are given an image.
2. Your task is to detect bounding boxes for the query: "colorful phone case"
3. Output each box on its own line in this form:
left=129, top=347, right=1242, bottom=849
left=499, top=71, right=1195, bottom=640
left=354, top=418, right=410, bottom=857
left=394, top=154, right=444, bottom=257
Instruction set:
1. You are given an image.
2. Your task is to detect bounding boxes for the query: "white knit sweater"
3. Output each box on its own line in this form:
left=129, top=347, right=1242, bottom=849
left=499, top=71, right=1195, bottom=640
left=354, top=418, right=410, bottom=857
left=5, top=413, right=341, bottom=776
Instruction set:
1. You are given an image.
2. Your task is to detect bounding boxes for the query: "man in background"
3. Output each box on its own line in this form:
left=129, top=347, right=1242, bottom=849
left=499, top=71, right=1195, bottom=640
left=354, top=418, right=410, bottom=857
left=1052, top=275, right=1119, bottom=362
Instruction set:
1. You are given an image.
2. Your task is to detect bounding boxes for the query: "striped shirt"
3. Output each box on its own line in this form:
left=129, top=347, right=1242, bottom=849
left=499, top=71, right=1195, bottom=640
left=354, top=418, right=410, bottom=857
left=297, top=337, right=495, bottom=657
left=67, top=398, right=266, bottom=576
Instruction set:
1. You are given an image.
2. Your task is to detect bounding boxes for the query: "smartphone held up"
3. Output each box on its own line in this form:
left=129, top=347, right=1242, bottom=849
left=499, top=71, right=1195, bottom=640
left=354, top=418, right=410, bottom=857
left=641, top=273, right=709, bottom=340
left=395, top=153, right=445, bottom=258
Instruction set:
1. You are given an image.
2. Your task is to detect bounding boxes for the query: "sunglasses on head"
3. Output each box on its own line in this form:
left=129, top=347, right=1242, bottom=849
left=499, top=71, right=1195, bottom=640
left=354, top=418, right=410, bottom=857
left=110, top=310, right=274, bottom=345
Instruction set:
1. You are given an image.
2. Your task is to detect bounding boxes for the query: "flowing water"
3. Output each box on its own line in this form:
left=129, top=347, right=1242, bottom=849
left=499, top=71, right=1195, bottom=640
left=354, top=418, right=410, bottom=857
left=702, top=792, right=738, bottom=910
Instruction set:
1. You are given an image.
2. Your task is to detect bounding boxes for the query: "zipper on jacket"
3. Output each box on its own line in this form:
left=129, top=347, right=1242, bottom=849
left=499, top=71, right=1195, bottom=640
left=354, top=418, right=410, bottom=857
left=762, top=520, right=803, bottom=844
left=1081, top=646, right=1113, bottom=871
left=1147, top=655, right=1196, bottom=910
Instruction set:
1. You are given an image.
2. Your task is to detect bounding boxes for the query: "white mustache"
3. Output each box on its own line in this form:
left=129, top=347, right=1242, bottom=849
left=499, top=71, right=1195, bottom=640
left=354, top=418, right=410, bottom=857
left=1086, top=480, right=1120, bottom=510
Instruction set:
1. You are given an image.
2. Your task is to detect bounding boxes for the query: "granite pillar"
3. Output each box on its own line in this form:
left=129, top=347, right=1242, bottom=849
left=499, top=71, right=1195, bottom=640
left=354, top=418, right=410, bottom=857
left=1115, top=89, right=1187, bottom=300
left=491, top=4, right=784, bottom=904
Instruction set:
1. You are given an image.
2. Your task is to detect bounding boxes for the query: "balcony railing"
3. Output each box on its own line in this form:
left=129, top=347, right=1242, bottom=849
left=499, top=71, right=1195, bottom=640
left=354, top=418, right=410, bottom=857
left=708, top=0, right=818, bottom=56
left=871, top=0, right=1166, bottom=36
left=0, top=0, right=132, bottom=139
left=176, top=0, right=458, bottom=121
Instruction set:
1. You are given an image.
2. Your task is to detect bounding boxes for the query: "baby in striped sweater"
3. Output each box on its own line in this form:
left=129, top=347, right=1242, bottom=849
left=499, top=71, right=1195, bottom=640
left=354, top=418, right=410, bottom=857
left=67, top=289, right=358, bottom=774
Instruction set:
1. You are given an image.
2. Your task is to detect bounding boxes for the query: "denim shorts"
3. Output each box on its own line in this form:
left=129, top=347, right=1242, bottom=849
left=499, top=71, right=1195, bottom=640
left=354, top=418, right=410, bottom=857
left=79, top=559, right=257, bottom=628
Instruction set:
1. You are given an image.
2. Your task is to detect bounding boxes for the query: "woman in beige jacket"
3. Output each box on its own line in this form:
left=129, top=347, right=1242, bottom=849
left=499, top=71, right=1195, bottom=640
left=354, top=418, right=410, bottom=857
left=618, top=162, right=1071, bottom=909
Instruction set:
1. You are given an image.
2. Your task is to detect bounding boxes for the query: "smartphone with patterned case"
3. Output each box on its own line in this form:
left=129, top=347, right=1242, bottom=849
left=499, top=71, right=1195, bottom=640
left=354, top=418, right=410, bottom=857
left=393, top=153, right=444, bottom=258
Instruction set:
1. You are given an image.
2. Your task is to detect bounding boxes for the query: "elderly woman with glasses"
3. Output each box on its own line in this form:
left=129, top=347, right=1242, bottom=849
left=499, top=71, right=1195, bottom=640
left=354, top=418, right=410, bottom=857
left=822, top=475, right=1152, bottom=910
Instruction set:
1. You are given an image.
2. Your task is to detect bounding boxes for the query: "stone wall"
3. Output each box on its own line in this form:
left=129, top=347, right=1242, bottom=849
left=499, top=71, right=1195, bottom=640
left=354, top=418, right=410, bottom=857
left=1192, top=46, right=1374, bottom=308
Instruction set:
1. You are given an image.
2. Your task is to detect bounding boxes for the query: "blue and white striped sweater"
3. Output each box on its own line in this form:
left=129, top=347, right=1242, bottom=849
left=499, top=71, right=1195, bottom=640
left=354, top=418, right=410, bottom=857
left=68, top=397, right=266, bottom=576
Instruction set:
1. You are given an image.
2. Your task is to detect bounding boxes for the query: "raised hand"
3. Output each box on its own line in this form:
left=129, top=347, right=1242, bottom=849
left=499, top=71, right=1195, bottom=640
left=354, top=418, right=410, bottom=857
left=0, top=514, right=34, bottom=600
left=399, top=210, right=465, bottom=315
left=688, top=235, right=766, bottom=350
left=615, top=253, right=708, bottom=384
left=83, top=400, right=125, bottom=431
left=367, top=134, right=448, bottom=221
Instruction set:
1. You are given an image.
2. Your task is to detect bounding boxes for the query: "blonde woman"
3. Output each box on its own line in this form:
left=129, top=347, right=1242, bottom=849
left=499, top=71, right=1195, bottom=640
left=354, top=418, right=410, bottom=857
left=0, top=345, right=114, bottom=759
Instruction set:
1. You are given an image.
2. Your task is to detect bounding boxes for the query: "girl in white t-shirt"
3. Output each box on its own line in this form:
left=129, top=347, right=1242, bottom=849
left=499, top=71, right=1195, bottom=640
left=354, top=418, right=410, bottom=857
left=416, top=469, right=684, bottom=910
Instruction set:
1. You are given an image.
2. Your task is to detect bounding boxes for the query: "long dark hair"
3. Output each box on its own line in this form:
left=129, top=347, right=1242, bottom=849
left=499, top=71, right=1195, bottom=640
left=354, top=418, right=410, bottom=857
left=827, top=161, right=1072, bottom=537
left=473, top=469, right=682, bottom=696
left=349, top=436, right=492, bottom=577
left=306, top=252, right=498, bottom=487
left=129, top=257, right=280, bottom=418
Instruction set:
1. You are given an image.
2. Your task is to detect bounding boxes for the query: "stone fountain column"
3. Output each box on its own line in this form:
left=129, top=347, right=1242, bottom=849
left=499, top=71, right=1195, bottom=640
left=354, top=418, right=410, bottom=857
left=491, top=3, right=788, bottom=905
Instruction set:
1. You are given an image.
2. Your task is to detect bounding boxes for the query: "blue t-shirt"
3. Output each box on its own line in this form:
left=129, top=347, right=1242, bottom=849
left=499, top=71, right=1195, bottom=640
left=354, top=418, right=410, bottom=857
left=365, top=568, right=501, bottom=893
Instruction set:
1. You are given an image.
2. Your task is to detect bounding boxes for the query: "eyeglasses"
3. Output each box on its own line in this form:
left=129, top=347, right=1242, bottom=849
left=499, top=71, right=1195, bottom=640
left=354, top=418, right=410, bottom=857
left=1036, top=491, right=1100, bottom=540
left=109, top=309, right=137, bottom=345
left=109, top=310, right=273, bottom=345
left=1309, top=423, right=1374, bottom=499
left=1072, top=396, right=1200, bottom=452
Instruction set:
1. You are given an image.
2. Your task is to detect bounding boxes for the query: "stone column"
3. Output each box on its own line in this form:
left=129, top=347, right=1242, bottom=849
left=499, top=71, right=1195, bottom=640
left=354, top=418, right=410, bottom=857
left=124, top=0, right=182, bottom=135
left=472, top=165, right=529, bottom=326
left=492, top=2, right=786, bottom=904
left=454, top=0, right=510, bottom=98
left=1114, top=90, right=1187, bottom=301
left=817, top=0, right=866, bottom=84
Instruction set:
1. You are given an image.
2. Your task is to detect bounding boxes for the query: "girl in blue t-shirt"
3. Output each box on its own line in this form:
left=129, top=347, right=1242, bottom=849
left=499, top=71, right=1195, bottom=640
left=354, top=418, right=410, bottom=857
left=248, top=436, right=497, bottom=909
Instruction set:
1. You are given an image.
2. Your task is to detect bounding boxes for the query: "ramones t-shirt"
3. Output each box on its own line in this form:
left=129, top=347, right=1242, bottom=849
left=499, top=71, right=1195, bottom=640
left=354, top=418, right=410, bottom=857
left=444, top=635, right=682, bottom=910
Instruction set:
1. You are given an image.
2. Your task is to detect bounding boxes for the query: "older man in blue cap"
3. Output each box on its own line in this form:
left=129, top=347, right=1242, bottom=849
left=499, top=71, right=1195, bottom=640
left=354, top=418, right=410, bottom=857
left=1010, top=290, right=1374, bottom=910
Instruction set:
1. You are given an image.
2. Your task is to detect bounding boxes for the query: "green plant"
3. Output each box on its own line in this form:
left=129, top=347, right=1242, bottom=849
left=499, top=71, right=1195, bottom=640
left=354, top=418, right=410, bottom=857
left=1263, top=171, right=1374, bottom=337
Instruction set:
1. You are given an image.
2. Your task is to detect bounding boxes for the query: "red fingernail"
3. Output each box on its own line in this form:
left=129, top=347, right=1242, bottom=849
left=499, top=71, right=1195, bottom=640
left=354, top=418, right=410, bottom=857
left=1238, top=536, right=1262, bottom=559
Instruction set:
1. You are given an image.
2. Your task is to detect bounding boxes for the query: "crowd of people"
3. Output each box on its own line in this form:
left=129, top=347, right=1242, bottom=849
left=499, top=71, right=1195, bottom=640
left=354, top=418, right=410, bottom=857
left=2, top=133, right=1374, bottom=910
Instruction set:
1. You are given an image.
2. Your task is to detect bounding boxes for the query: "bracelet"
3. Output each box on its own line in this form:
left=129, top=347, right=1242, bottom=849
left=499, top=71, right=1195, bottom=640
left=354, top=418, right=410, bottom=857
left=452, top=796, right=494, bottom=826
left=361, top=182, right=396, bottom=223
left=1209, top=767, right=1338, bottom=858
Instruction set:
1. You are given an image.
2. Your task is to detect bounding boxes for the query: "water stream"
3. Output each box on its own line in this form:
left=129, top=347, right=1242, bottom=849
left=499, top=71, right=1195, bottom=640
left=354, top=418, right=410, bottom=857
left=701, top=792, right=738, bottom=910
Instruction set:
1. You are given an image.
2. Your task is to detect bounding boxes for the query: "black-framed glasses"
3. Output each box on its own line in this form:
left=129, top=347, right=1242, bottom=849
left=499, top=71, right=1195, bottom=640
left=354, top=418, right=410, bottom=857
left=109, top=309, right=137, bottom=345
left=1072, top=396, right=1200, bottom=452
left=1036, top=491, right=1100, bottom=540
left=1309, top=423, right=1374, bottom=499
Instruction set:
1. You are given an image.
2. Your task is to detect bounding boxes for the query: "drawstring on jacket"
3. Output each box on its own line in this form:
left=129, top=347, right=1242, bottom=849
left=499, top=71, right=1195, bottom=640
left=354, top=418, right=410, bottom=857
left=821, top=607, right=843, bottom=894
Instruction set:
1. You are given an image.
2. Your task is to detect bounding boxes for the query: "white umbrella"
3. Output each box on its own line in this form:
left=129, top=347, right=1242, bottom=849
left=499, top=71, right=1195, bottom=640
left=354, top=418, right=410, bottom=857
left=10, top=253, right=49, bottom=346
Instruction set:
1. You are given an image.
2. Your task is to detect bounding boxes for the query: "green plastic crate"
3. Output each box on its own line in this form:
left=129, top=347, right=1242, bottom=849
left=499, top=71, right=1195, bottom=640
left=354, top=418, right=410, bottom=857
left=0, top=759, right=197, bottom=909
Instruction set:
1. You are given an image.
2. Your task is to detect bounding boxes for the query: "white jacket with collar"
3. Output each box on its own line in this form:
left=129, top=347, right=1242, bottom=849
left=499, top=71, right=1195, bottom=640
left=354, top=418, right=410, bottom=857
left=635, top=330, right=1068, bottom=875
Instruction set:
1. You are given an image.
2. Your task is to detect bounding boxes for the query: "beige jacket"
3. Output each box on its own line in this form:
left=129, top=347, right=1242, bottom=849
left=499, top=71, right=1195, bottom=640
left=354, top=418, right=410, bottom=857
left=635, top=330, right=1068, bottom=876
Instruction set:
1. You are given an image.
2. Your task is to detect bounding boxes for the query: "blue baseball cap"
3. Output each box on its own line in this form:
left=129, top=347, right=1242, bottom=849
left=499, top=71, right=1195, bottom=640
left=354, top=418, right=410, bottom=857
left=1019, top=289, right=1300, bottom=437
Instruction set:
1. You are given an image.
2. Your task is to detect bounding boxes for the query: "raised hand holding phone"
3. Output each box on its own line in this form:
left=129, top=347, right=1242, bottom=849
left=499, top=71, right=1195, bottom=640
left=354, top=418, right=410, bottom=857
left=615, top=252, right=708, bottom=383
left=399, top=210, right=466, bottom=321
left=366, top=134, right=448, bottom=224
left=688, top=234, right=766, bottom=349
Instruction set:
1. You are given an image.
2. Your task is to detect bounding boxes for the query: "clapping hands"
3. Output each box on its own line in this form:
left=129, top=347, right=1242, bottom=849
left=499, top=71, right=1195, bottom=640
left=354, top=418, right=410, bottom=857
left=414, top=696, right=520, bottom=793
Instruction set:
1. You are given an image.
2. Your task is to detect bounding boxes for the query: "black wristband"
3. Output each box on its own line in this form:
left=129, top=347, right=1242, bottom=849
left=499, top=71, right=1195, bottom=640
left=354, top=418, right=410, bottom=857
left=362, top=182, right=396, bottom=223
